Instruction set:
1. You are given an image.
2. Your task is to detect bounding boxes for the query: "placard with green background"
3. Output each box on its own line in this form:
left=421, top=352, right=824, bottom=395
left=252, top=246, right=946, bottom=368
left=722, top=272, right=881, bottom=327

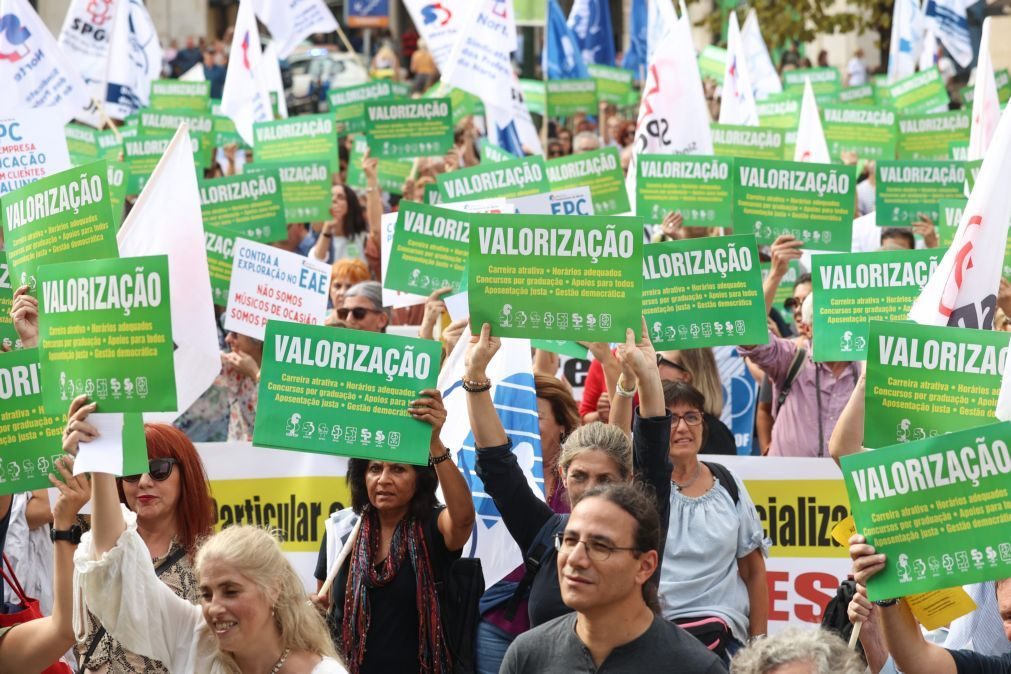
left=588, top=64, right=634, bottom=105
left=782, top=67, right=841, bottom=102
left=198, top=170, right=287, bottom=243
left=65, top=123, right=99, bottom=165
left=636, top=154, right=733, bottom=226
left=960, top=69, right=1011, bottom=105
left=732, top=158, right=856, bottom=252
left=755, top=94, right=800, bottom=129
left=546, top=79, right=597, bottom=117
left=1, top=160, right=118, bottom=292
left=864, top=321, right=1006, bottom=449
left=842, top=421, right=1011, bottom=601
left=712, top=124, right=786, bottom=161
left=545, top=147, right=629, bottom=215
left=347, top=135, right=411, bottom=195
left=530, top=340, right=589, bottom=360
left=811, top=249, right=940, bottom=362
left=250, top=161, right=332, bottom=223
left=386, top=202, right=470, bottom=294
left=37, top=255, right=176, bottom=414
left=437, top=156, right=549, bottom=201
left=838, top=84, right=875, bottom=105
left=821, top=105, right=897, bottom=161
left=896, top=110, right=970, bottom=160
left=642, top=235, right=767, bottom=349
left=697, top=45, right=727, bottom=83
left=204, top=223, right=237, bottom=305
left=138, top=108, right=214, bottom=167
left=875, top=160, right=966, bottom=227
left=479, top=139, right=516, bottom=163
left=950, top=142, right=969, bottom=161
left=468, top=213, right=642, bottom=340
left=364, top=97, right=453, bottom=158
left=106, top=160, right=129, bottom=225
left=884, top=68, right=949, bottom=114
left=96, top=130, right=123, bottom=161
left=253, top=114, right=338, bottom=172
left=327, top=80, right=395, bottom=133
left=423, top=85, right=483, bottom=124
left=122, top=131, right=200, bottom=193
left=519, top=79, right=546, bottom=116
left=0, top=252, right=16, bottom=349
left=149, top=79, right=210, bottom=112
left=253, top=322, right=441, bottom=466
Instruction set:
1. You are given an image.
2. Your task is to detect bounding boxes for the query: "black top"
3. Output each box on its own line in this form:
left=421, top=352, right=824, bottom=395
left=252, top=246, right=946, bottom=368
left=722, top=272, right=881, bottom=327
left=701, top=413, right=737, bottom=456
left=0, top=497, right=11, bottom=606
left=951, top=650, right=1011, bottom=674
left=475, top=408, right=673, bottom=627
left=319, top=508, right=459, bottom=674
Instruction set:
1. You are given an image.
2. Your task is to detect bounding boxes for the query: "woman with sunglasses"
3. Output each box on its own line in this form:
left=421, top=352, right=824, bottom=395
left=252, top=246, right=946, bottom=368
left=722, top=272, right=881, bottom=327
left=336, top=281, right=391, bottom=333
left=63, top=396, right=215, bottom=674
left=658, top=381, right=768, bottom=662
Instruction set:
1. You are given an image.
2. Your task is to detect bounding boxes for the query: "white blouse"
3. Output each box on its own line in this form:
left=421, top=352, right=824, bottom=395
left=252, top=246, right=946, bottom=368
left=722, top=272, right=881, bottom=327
left=73, top=509, right=347, bottom=674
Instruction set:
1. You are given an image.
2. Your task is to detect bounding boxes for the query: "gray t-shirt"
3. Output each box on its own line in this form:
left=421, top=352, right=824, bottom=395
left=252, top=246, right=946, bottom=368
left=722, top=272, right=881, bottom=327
left=500, top=613, right=728, bottom=673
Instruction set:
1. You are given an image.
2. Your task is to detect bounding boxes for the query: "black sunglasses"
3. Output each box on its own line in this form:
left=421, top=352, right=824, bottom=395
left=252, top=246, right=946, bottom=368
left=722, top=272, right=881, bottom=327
left=656, top=354, right=690, bottom=373
left=122, top=458, right=179, bottom=483
left=336, top=307, right=384, bottom=320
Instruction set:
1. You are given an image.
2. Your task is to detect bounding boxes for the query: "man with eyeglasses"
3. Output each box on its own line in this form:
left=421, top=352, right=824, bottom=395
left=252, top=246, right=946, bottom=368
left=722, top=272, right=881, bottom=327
left=500, top=484, right=726, bottom=673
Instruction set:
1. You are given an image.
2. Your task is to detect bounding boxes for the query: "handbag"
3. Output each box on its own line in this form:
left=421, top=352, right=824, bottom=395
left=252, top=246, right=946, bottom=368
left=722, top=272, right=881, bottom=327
left=0, top=554, right=73, bottom=674
left=674, top=615, right=733, bottom=660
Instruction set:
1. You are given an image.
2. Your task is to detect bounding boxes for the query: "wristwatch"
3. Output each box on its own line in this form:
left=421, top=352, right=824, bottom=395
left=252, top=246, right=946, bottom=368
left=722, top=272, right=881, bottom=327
left=873, top=598, right=899, bottom=608
left=50, top=524, right=83, bottom=545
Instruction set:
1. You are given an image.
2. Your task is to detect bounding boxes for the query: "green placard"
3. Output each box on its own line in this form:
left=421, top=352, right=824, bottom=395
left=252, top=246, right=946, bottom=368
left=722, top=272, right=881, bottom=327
left=106, top=160, right=129, bottom=225
left=821, top=105, right=897, bottom=161
left=864, top=321, right=1006, bottom=449
left=122, top=131, right=201, bottom=194
left=588, top=64, right=634, bottom=105
left=760, top=259, right=801, bottom=326
left=0, top=252, right=17, bottom=349
left=253, top=322, right=442, bottom=466
left=37, top=255, right=177, bottom=414
left=712, top=124, right=786, bottom=160
left=966, top=159, right=982, bottom=192
left=65, top=123, right=99, bottom=165
left=346, top=135, right=410, bottom=195
left=386, top=202, right=469, bottom=294
left=756, top=95, right=801, bottom=129
left=842, top=421, right=1011, bottom=601
left=1, top=161, right=119, bottom=292
left=96, top=130, right=123, bottom=161
left=478, top=139, right=516, bottom=163
left=811, top=249, right=940, bottom=362
left=424, top=86, right=483, bottom=124
left=636, top=154, right=733, bottom=226
left=253, top=114, right=338, bottom=172
left=884, top=68, right=949, bottom=114
left=327, top=80, right=395, bottom=133
left=960, top=69, right=1011, bottom=105
left=198, top=170, right=288, bottom=243
left=519, top=79, right=546, bottom=116
left=251, top=161, right=332, bottom=223
left=642, top=235, right=767, bottom=349
left=949, top=141, right=969, bottom=161
left=733, top=159, right=856, bottom=251
left=149, top=79, right=211, bottom=112
left=468, top=213, right=643, bottom=340
left=436, top=156, right=549, bottom=201
left=530, top=340, right=589, bottom=359
left=546, top=79, right=598, bottom=117
left=838, top=84, right=875, bottom=105
left=896, top=110, right=970, bottom=160
left=937, top=197, right=965, bottom=250
left=212, top=113, right=247, bottom=149
left=364, top=98, right=453, bottom=158
left=782, top=68, right=841, bottom=101
left=138, top=108, right=215, bottom=168
left=204, top=223, right=237, bottom=305
left=545, top=147, right=629, bottom=216
left=0, top=348, right=68, bottom=495
left=875, top=160, right=966, bottom=227
left=697, top=45, right=727, bottom=84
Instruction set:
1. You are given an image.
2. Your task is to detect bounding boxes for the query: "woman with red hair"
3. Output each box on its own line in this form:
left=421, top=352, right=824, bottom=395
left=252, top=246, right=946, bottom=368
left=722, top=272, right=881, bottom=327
left=65, top=396, right=215, bottom=674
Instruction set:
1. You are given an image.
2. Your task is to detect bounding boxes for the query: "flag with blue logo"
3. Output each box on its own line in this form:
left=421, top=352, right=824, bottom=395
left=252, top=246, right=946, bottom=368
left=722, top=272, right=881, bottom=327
left=567, top=0, right=615, bottom=67
left=621, top=0, right=646, bottom=77
left=485, top=72, right=543, bottom=158
left=715, top=346, right=758, bottom=455
left=923, top=0, right=972, bottom=68
left=887, top=0, right=924, bottom=83
left=543, top=0, right=588, bottom=80
left=438, top=335, right=544, bottom=587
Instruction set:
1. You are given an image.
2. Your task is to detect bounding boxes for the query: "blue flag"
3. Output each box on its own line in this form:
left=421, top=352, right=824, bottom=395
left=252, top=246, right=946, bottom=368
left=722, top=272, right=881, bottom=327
left=621, top=0, right=647, bottom=78
left=543, top=0, right=589, bottom=80
left=567, top=0, right=616, bottom=66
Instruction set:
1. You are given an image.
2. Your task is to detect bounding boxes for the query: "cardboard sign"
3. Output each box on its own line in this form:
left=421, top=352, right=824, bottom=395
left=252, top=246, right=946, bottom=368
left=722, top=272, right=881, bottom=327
left=545, top=147, right=629, bottom=216
left=436, top=156, right=549, bottom=201
left=636, top=155, right=733, bottom=227
left=253, top=114, right=339, bottom=172
left=875, top=161, right=966, bottom=227
left=820, top=105, right=897, bottom=161
left=198, top=170, right=288, bottom=243
left=712, top=124, right=786, bottom=161
left=364, top=98, right=454, bottom=158
left=896, top=110, right=970, bottom=160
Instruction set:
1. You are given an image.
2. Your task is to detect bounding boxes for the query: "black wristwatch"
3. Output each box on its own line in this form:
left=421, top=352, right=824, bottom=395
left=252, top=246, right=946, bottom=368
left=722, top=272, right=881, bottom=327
left=50, top=524, right=83, bottom=545
left=873, top=598, right=899, bottom=608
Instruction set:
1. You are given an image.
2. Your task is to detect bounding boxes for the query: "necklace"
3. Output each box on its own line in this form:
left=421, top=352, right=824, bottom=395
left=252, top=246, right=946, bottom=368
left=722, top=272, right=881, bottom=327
left=270, top=648, right=291, bottom=674
left=672, top=462, right=703, bottom=491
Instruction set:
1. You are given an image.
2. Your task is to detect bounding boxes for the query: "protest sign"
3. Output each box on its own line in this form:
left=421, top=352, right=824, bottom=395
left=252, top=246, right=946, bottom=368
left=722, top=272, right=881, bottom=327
left=123, top=131, right=200, bottom=193
left=732, top=159, right=856, bottom=252
left=250, top=161, right=331, bottom=223
left=756, top=95, right=801, bottom=129
left=636, top=154, right=733, bottom=226
left=961, top=69, right=1011, bottom=105
left=479, top=139, right=516, bottom=164
left=198, top=170, right=287, bottom=243
left=884, top=68, right=950, bottom=114
left=875, top=161, right=966, bottom=227
left=712, top=125, right=786, bottom=161
left=204, top=222, right=237, bottom=305
left=950, top=142, right=969, bottom=161
left=842, top=421, right=1011, bottom=600
left=642, top=235, right=767, bottom=349
left=364, top=98, right=453, bottom=158
left=37, top=255, right=177, bottom=414
left=224, top=238, right=331, bottom=341
left=253, top=114, right=339, bottom=172
left=327, top=80, right=396, bottom=133
left=937, top=198, right=965, bottom=250
left=385, top=202, right=470, bottom=295
left=896, top=110, right=971, bottom=160
left=346, top=135, right=411, bottom=196
left=0, top=253, right=15, bottom=350
left=838, top=84, right=875, bottom=105
left=437, top=156, right=549, bottom=202
left=0, top=348, right=67, bottom=495
left=468, top=214, right=642, bottom=340
left=65, top=123, right=99, bottom=165
left=150, top=79, right=211, bottom=111
left=545, top=147, right=629, bottom=216
left=820, top=105, right=897, bottom=161
left=531, top=340, right=589, bottom=360
left=253, top=323, right=441, bottom=466
left=106, top=160, right=128, bottom=224
left=546, top=79, right=598, bottom=117
left=1, top=161, right=118, bottom=292
left=138, top=109, right=215, bottom=168
left=588, top=64, right=634, bottom=105
left=96, top=130, right=123, bottom=161
left=864, top=321, right=1006, bottom=449
left=507, top=187, right=595, bottom=216
left=424, top=86, right=483, bottom=125
left=0, top=111, right=71, bottom=197
left=519, top=79, right=546, bottom=116
left=697, top=45, right=727, bottom=84
left=811, top=249, right=940, bottom=362
left=782, top=68, right=841, bottom=101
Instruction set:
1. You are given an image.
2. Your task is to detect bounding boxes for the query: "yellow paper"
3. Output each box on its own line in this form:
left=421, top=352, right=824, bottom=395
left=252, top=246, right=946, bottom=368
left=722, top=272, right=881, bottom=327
left=906, top=587, right=977, bottom=631
left=830, top=515, right=857, bottom=548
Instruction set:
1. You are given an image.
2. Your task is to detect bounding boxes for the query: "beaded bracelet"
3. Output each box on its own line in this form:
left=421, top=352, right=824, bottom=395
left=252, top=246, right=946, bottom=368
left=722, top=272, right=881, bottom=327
left=429, top=451, right=453, bottom=466
left=462, top=377, right=492, bottom=393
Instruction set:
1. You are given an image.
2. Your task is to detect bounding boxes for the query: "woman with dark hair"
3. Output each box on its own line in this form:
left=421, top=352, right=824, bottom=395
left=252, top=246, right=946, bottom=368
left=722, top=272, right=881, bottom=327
left=662, top=380, right=736, bottom=456
left=314, top=389, right=475, bottom=674
left=534, top=374, right=581, bottom=510
left=62, top=396, right=215, bottom=673
left=310, top=184, right=370, bottom=265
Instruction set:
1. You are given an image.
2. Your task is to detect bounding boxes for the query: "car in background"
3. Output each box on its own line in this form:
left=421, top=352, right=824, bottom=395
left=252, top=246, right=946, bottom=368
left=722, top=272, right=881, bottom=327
left=282, top=46, right=369, bottom=115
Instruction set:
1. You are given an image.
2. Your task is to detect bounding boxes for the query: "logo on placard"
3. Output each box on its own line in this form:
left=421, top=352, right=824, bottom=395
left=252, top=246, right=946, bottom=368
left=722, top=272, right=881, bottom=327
left=0, top=14, right=32, bottom=63
left=420, top=3, right=452, bottom=26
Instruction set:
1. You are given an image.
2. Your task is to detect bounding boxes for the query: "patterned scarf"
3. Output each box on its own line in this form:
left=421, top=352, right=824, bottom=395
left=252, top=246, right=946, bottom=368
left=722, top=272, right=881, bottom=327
left=341, top=506, right=451, bottom=674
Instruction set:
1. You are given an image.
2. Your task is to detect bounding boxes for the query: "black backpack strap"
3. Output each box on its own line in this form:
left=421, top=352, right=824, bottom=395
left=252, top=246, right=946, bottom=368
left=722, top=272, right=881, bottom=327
left=775, top=346, right=808, bottom=413
left=503, top=521, right=557, bottom=621
left=703, top=461, right=739, bottom=506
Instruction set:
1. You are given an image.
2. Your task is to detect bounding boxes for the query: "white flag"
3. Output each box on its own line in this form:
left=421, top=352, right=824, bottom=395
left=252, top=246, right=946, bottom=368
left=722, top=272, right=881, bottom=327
left=968, top=18, right=999, bottom=161
left=910, top=104, right=1011, bottom=332
left=719, top=12, right=759, bottom=126
left=259, top=42, right=289, bottom=120
left=103, top=0, right=162, bottom=119
left=404, top=0, right=470, bottom=71
left=180, top=63, right=206, bottom=81
left=221, top=0, right=272, bottom=147
left=117, top=125, right=221, bottom=423
left=57, top=0, right=117, bottom=126
left=485, top=72, right=542, bottom=158
left=441, top=0, right=517, bottom=109
left=741, top=9, right=781, bottom=100
left=923, top=0, right=972, bottom=68
left=793, top=78, right=830, bottom=163
left=888, top=0, right=923, bottom=83
left=251, top=0, right=338, bottom=59
left=919, top=24, right=938, bottom=72
left=646, top=0, right=678, bottom=64
left=0, top=0, right=91, bottom=123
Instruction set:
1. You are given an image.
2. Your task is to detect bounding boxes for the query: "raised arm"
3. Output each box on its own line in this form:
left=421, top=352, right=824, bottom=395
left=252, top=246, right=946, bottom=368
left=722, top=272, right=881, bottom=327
left=829, top=370, right=867, bottom=466
left=363, top=150, right=382, bottom=243
left=10, top=286, right=39, bottom=349
left=763, top=236, right=803, bottom=316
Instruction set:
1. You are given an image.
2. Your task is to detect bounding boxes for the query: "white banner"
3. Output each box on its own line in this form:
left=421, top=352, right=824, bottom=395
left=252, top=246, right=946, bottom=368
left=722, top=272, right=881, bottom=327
left=252, top=0, right=338, bottom=59
left=0, top=109, right=71, bottom=196
left=103, top=0, right=162, bottom=119
left=441, top=0, right=517, bottom=109
left=220, top=0, right=272, bottom=146
left=403, top=0, right=468, bottom=71
left=57, top=0, right=117, bottom=126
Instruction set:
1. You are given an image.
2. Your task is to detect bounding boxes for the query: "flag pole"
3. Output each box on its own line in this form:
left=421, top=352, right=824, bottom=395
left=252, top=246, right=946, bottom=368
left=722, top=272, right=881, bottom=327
left=95, top=97, right=123, bottom=144
left=334, top=22, right=370, bottom=74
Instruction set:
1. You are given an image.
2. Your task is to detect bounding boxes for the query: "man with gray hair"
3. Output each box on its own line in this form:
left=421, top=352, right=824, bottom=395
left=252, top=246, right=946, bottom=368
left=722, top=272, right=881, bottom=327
left=730, top=627, right=867, bottom=673
left=333, top=281, right=390, bottom=333
left=572, top=131, right=601, bottom=154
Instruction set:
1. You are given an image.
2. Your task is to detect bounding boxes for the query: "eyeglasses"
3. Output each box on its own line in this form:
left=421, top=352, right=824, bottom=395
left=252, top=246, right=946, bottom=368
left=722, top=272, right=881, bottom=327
left=336, top=307, right=384, bottom=320
left=656, top=354, right=690, bottom=374
left=784, top=297, right=804, bottom=313
left=554, top=532, right=640, bottom=561
left=671, top=411, right=704, bottom=427
left=122, top=458, right=179, bottom=483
